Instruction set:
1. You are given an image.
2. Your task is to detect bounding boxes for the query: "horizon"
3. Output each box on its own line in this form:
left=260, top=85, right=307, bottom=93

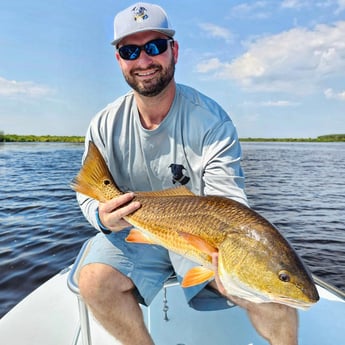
left=2, top=132, right=345, bottom=141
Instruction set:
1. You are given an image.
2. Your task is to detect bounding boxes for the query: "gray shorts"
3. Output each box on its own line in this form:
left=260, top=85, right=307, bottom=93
left=81, top=229, right=234, bottom=311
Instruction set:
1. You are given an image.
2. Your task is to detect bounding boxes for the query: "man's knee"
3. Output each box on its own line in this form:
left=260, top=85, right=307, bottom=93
left=78, top=263, right=134, bottom=302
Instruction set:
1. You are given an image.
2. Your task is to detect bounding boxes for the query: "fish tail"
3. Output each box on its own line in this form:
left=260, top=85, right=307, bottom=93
left=70, top=141, right=122, bottom=202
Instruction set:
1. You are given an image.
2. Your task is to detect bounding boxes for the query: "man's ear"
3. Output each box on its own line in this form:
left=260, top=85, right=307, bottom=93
left=172, top=40, right=179, bottom=64
left=115, top=50, right=121, bottom=62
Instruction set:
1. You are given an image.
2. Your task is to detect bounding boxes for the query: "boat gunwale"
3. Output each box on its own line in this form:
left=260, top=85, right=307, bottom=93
left=312, top=274, right=345, bottom=301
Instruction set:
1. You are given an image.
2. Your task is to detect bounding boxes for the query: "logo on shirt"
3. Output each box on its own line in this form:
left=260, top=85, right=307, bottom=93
left=169, top=164, right=190, bottom=185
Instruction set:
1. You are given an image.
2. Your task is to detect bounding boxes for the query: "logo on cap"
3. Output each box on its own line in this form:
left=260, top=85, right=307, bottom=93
left=132, top=6, right=148, bottom=22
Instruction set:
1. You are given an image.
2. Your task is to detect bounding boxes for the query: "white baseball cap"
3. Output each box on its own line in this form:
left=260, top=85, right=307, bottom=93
left=111, top=3, right=175, bottom=46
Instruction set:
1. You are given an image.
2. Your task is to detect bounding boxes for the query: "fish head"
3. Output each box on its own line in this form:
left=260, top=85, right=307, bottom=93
left=218, top=233, right=319, bottom=310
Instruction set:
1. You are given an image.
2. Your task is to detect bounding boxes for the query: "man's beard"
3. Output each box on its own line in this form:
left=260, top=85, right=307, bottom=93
left=123, top=56, right=175, bottom=97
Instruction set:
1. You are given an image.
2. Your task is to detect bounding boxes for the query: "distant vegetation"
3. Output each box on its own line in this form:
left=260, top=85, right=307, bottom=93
left=0, top=134, right=84, bottom=143
left=1, top=133, right=345, bottom=143
left=316, top=134, right=345, bottom=142
left=240, top=134, right=345, bottom=142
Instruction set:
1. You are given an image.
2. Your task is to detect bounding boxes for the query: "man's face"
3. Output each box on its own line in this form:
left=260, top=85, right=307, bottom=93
left=116, top=31, right=178, bottom=97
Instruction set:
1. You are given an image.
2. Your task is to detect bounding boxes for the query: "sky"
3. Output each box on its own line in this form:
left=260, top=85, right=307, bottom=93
left=1, top=0, right=345, bottom=138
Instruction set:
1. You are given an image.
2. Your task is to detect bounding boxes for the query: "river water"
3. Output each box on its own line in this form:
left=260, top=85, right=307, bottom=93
left=1, top=142, right=344, bottom=317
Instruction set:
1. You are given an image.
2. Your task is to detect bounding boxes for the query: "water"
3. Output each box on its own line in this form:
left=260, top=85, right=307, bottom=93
left=0, top=142, right=344, bottom=318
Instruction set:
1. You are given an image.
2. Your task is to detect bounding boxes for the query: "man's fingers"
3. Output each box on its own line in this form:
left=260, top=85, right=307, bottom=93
left=211, top=252, right=219, bottom=267
left=114, top=199, right=141, bottom=219
left=98, top=192, right=141, bottom=231
left=100, top=192, right=136, bottom=212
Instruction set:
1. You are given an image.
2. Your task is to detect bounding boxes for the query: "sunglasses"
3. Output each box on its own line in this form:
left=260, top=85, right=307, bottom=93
left=117, top=38, right=174, bottom=61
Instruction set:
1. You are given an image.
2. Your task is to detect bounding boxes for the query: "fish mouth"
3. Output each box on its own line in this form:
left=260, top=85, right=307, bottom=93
left=271, top=295, right=315, bottom=310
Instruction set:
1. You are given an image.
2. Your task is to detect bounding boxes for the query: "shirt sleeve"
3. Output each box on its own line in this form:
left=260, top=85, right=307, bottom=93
left=75, top=117, right=107, bottom=232
left=202, top=119, right=249, bottom=207
left=76, top=192, right=102, bottom=231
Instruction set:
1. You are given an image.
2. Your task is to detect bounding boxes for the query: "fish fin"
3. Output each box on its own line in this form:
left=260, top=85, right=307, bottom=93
left=181, top=267, right=215, bottom=287
left=135, top=186, right=195, bottom=197
left=70, top=141, right=122, bottom=202
left=125, top=228, right=156, bottom=244
left=178, top=232, right=218, bottom=256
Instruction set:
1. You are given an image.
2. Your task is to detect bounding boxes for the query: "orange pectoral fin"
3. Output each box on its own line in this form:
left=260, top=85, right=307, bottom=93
left=181, top=266, right=215, bottom=288
left=178, top=232, right=218, bottom=256
left=125, top=228, right=155, bottom=244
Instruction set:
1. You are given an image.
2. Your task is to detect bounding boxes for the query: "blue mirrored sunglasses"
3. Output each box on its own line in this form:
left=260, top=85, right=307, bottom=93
left=118, top=38, right=173, bottom=61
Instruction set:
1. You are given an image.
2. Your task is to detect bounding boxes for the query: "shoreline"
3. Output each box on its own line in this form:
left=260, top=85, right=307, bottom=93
left=1, top=134, right=345, bottom=143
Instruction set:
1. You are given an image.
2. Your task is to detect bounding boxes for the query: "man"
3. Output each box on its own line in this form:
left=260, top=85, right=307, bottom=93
left=76, top=3, right=298, bottom=345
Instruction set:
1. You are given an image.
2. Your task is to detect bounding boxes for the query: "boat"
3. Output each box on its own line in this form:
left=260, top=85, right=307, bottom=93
left=1, top=240, right=345, bottom=345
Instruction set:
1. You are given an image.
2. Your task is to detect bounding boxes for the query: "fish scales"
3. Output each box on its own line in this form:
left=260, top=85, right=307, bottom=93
left=132, top=195, right=229, bottom=242
left=128, top=195, right=228, bottom=264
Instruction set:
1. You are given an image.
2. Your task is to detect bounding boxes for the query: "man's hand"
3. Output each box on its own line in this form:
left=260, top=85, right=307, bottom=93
left=98, top=192, right=141, bottom=232
left=211, top=253, right=298, bottom=345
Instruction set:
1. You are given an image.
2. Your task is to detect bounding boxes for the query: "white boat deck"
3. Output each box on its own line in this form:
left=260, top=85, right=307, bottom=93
left=1, top=267, right=345, bottom=345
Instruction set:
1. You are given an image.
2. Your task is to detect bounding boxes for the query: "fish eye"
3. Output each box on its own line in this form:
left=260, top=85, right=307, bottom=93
left=103, top=179, right=111, bottom=186
left=278, top=270, right=291, bottom=283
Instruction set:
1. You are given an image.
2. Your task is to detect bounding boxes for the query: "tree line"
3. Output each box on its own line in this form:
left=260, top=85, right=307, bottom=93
left=240, top=134, right=345, bottom=142
left=0, top=133, right=84, bottom=143
left=1, top=132, right=345, bottom=143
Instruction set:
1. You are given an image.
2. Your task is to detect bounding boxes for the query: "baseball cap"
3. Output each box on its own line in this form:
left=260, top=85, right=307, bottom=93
left=111, top=2, right=175, bottom=46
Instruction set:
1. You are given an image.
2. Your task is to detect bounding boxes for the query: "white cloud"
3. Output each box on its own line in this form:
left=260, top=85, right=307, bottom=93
left=230, top=1, right=270, bottom=19
left=199, top=23, right=233, bottom=42
left=0, top=77, right=53, bottom=97
left=242, top=99, right=299, bottom=107
left=196, top=58, right=223, bottom=73
left=280, top=0, right=340, bottom=11
left=281, top=0, right=309, bottom=9
left=233, top=1, right=344, bottom=16
left=324, top=88, right=345, bottom=100
left=259, top=100, right=300, bottom=107
left=196, top=21, right=345, bottom=94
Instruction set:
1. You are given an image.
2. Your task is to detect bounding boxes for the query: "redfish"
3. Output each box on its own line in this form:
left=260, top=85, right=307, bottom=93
left=71, top=141, right=319, bottom=309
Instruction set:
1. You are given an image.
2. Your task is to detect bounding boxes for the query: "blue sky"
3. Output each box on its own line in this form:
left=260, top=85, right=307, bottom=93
left=1, top=0, right=345, bottom=138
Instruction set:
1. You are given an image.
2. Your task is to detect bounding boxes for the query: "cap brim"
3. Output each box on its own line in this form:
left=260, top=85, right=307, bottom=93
left=111, top=28, right=175, bottom=46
